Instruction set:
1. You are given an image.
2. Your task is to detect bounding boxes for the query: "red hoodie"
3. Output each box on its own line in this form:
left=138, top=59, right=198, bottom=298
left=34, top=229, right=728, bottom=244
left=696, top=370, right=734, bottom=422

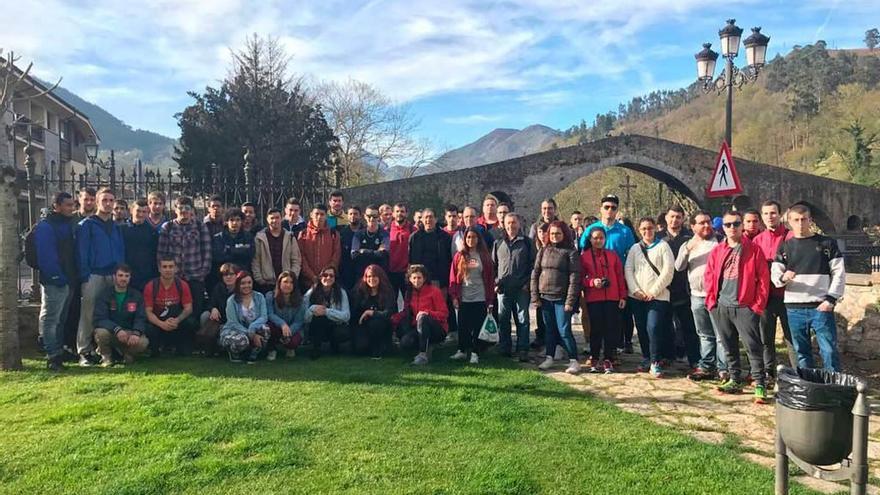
left=704, top=236, right=770, bottom=315
left=752, top=225, right=792, bottom=299
left=391, top=283, right=449, bottom=332
left=389, top=221, right=417, bottom=273
left=448, top=250, right=495, bottom=304
left=297, top=221, right=340, bottom=287
left=580, top=247, right=627, bottom=303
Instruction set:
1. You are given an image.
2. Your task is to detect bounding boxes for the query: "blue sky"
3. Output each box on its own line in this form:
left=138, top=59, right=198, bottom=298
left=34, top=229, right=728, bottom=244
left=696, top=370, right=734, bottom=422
left=2, top=0, right=875, bottom=150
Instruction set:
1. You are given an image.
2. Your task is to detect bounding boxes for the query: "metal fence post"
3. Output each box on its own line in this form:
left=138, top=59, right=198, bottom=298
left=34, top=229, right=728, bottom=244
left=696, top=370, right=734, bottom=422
left=24, top=142, right=40, bottom=303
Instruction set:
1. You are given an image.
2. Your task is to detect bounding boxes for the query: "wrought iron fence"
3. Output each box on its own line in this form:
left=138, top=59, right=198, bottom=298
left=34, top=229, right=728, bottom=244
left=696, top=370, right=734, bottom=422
left=16, top=165, right=332, bottom=300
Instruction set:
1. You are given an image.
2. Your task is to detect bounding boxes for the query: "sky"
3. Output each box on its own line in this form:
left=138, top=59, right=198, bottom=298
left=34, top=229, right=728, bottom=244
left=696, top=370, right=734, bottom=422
left=1, top=0, right=875, bottom=150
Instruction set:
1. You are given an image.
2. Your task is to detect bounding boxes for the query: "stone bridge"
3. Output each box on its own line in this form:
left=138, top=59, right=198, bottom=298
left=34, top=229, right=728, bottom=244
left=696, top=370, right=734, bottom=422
left=344, top=135, right=880, bottom=233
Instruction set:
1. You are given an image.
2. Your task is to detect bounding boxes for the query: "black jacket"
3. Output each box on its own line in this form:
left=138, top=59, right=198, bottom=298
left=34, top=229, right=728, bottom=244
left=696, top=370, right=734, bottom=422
left=408, top=228, right=453, bottom=287
left=211, top=229, right=255, bottom=271
left=93, top=285, right=146, bottom=334
left=659, top=228, right=692, bottom=303
left=122, top=221, right=159, bottom=290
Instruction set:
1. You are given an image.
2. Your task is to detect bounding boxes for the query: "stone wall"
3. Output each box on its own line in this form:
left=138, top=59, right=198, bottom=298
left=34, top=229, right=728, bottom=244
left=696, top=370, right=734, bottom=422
left=835, top=282, right=880, bottom=359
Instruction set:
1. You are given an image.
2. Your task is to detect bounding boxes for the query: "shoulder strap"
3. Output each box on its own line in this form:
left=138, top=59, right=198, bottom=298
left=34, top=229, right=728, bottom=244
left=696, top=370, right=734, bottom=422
left=640, top=243, right=660, bottom=276
left=150, top=279, right=160, bottom=305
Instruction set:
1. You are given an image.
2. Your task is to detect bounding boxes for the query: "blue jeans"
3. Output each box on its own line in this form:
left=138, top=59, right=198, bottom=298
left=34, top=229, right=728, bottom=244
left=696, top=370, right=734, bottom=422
left=39, top=284, right=72, bottom=359
left=787, top=307, right=840, bottom=371
left=629, top=298, right=670, bottom=362
left=691, top=296, right=727, bottom=372
left=498, top=289, right=530, bottom=353
left=541, top=299, right=577, bottom=358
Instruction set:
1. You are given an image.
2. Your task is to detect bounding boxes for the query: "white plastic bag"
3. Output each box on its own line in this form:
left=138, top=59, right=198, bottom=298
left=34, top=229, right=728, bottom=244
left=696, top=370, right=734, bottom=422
left=478, top=313, right=499, bottom=343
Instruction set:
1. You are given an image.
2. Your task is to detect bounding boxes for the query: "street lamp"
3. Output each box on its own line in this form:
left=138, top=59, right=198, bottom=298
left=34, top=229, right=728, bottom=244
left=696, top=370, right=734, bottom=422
left=84, top=143, right=117, bottom=188
left=695, top=19, right=770, bottom=148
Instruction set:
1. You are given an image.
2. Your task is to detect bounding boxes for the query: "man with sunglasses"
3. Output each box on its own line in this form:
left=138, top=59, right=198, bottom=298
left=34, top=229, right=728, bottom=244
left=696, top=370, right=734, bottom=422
left=703, top=210, right=770, bottom=403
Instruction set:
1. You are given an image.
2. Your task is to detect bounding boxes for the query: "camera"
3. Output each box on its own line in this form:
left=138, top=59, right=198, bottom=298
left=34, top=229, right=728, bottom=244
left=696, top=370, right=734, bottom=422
left=599, top=277, right=610, bottom=288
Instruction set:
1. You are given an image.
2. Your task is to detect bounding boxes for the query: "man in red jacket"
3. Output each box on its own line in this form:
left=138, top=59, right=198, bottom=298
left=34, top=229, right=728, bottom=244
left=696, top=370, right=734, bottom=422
left=389, top=203, right=417, bottom=302
left=753, top=200, right=796, bottom=378
left=704, top=210, right=770, bottom=403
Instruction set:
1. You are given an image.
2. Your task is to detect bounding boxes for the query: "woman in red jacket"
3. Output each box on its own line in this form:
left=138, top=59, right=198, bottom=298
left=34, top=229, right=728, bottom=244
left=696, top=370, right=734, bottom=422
left=392, top=264, right=449, bottom=365
left=448, top=227, right=495, bottom=365
left=580, top=226, right=627, bottom=373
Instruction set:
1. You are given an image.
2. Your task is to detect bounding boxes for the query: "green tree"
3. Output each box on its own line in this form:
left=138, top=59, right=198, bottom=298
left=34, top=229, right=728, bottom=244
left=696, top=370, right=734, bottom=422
left=842, top=120, right=879, bottom=185
left=866, top=28, right=879, bottom=51
left=174, top=35, right=338, bottom=188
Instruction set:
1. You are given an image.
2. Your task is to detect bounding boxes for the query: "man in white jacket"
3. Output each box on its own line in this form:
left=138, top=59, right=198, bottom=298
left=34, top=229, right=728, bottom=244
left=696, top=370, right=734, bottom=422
left=674, top=210, right=724, bottom=381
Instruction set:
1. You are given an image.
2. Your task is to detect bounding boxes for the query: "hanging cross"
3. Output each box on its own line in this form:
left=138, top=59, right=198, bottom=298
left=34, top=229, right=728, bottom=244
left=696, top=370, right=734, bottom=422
left=618, top=174, right=637, bottom=213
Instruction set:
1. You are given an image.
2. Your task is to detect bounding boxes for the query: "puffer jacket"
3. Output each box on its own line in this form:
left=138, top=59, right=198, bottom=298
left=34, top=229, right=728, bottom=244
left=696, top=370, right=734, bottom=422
left=530, top=244, right=581, bottom=308
left=297, top=221, right=341, bottom=287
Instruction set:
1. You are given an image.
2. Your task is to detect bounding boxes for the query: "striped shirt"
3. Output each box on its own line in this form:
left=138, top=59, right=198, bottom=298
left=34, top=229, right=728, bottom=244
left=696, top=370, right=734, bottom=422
left=771, top=234, right=845, bottom=307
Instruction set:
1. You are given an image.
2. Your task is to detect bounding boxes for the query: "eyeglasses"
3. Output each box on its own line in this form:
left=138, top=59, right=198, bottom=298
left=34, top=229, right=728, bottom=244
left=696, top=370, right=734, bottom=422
left=723, top=221, right=742, bottom=228
left=320, top=273, right=335, bottom=279
left=602, top=205, right=618, bottom=211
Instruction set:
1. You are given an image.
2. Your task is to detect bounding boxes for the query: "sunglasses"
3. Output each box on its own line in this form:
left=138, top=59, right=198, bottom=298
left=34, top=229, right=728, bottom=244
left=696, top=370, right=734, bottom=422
left=320, top=273, right=336, bottom=279
left=602, top=205, right=618, bottom=211
left=723, top=221, right=743, bottom=228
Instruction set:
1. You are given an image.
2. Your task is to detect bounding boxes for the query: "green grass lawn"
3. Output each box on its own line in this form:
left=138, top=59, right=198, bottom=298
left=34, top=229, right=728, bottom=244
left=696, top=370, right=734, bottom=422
left=0, top=351, right=819, bottom=495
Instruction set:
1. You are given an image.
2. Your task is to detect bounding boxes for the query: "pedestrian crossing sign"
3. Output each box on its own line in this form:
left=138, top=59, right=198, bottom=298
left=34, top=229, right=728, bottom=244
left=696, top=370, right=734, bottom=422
left=706, top=141, right=743, bottom=198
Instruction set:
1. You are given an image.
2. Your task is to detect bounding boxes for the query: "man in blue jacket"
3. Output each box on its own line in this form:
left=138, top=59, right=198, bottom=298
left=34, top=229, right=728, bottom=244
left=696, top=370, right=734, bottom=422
left=37, top=192, right=78, bottom=371
left=76, top=187, right=126, bottom=366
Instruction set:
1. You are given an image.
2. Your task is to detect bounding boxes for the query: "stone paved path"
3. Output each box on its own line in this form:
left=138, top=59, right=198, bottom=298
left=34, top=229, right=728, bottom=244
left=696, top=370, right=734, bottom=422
left=526, top=324, right=880, bottom=494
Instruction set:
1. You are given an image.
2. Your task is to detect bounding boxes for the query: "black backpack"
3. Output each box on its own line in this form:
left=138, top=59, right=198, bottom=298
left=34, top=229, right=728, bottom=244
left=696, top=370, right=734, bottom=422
left=24, top=222, right=55, bottom=269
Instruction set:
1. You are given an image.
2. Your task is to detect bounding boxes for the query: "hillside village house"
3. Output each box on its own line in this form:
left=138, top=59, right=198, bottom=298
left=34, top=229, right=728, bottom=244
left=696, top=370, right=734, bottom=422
left=1, top=59, right=98, bottom=227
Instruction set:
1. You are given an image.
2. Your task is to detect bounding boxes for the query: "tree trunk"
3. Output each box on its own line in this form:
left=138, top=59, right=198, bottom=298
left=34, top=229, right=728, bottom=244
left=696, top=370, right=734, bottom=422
left=0, top=166, right=22, bottom=370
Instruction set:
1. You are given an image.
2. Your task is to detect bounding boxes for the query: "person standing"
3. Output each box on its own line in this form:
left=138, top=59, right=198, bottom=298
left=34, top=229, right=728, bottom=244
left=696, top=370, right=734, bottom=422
left=388, top=203, right=416, bottom=300
left=675, top=211, right=724, bottom=382
left=379, top=204, right=393, bottom=230
left=659, top=205, right=700, bottom=369
left=448, top=227, right=495, bottom=365
left=743, top=209, right=763, bottom=241
left=76, top=188, right=126, bottom=366
left=203, top=195, right=225, bottom=237
left=338, top=206, right=364, bottom=290
left=492, top=213, right=534, bottom=361
left=36, top=192, right=78, bottom=371
left=297, top=205, right=341, bottom=291
left=253, top=208, right=301, bottom=294
left=569, top=210, right=586, bottom=242
left=477, top=194, right=501, bottom=236
left=532, top=221, right=582, bottom=374
left=282, top=198, right=307, bottom=236
left=754, top=200, right=796, bottom=377
left=210, top=209, right=255, bottom=291
left=156, top=196, right=212, bottom=319
left=351, top=205, right=391, bottom=277
left=71, top=188, right=96, bottom=224
left=409, top=208, right=453, bottom=290
left=624, top=217, right=674, bottom=378
left=92, top=264, right=149, bottom=366
left=580, top=226, right=626, bottom=373
left=122, top=199, right=159, bottom=292
left=112, top=199, right=129, bottom=225
left=705, top=210, right=770, bottom=403
left=327, top=191, right=349, bottom=230
left=143, top=256, right=196, bottom=356
left=146, top=191, right=169, bottom=232
left=771, top=204, right=845, bottom=372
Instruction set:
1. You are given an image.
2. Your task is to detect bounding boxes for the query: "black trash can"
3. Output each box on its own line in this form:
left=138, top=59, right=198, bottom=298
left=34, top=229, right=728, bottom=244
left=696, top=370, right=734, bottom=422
left=776, top=367, right=859, bottom=466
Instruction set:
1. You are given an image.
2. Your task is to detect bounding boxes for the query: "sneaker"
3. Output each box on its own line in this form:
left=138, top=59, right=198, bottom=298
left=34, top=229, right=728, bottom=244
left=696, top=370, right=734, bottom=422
left=538, top=356, right=554, bottom=370
left=245, top=350, right=259, bottom=364
left=450, top=350, right=467, bottom=361
left=637, top=359, right=650, bottom=373
left=228, top=351, right=243, bottom=363
left=99, top=355, right=113, bottom=368
left=266, top=350, right=277, bottom=361
left=78, top=355, right=94, bottom=367
left=530, top=339, right=544, bottom=350
left=587, top=358, right=600, bottom=373
left=649, top=361, right=664, bottom=378
left=469, top=353, right=479, bottom=364
left=717, top=379, right=743, bottom=394
left=285, top=349, right=296, bottom=359
left=603, top=359, right=614, bottom=374
left=553, top=346, right=565, bottom=360
left=565, top=359, right=581, bottom=375
left=688, top=368, right=713, bottom=382
left=46, top=357, right=63, bottom=372
left=718, top=370, right=730, bottom=383
left=411, top=353, right=429, bottom=366
left=754, top=385, right=768, bottom=404
left=518, top=350, right=530, bottom=363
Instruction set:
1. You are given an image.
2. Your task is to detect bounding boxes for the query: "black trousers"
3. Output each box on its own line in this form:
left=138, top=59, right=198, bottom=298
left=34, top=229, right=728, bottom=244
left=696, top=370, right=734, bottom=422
left=457, top=301, right=490, bottom=354
left=309, top=316, right=349, bottom=356
left=711, top=305, right=764, bottom=386
left=399, top=314, right=445, bottom=354
left=760, top=296, right=797, bottom=374
left=146, top=317, right=196, bottom=354
left=587, top=301, right=620, bottom=360
left=353, top=315, right=393, bottom=357
left=669, top=300, right=701, bottom=366
left=389, top=272, right=406, bottom=306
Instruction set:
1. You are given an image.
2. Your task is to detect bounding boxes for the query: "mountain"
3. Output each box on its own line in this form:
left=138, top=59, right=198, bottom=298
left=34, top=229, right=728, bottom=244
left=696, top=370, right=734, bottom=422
left=429, top=124, right=561, bottom=173
left=41, top=80, right=177, bottom=166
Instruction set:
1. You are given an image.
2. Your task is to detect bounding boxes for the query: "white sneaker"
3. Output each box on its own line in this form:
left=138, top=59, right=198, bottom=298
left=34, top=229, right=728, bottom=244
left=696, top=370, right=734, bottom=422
left=285, top=349, right=296, bottom=359
left=266, top=350, right=277, bottom=361
left=554, top=346, right=565, bottom=360
left=538, top=356, right=554, bottom=370
left=565, top=359, right=581, bottom=375
left=469, top=353, right=479, bottom=364
left=450, top=350, right=467, bottom=361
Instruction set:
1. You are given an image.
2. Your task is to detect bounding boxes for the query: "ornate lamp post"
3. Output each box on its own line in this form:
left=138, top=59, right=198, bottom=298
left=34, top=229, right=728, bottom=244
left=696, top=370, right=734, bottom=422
left=695, top=19, right=770, bottom=148
left=84, top=143, right=116, bottom=189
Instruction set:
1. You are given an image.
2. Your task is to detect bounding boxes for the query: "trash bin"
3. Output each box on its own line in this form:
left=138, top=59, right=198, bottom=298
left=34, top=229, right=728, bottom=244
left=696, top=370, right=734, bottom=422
left=776, top=367, right=859, bottom=466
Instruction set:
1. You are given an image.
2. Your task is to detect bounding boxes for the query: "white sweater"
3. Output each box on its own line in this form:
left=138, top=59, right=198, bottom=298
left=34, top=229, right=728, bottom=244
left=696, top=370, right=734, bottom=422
left=674, top=237, right=718, bottom=298
left=625, top=240, right=675, bottom=301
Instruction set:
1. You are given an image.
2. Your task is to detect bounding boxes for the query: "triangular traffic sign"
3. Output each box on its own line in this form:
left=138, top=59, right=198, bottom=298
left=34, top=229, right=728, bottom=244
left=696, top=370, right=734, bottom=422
left=706, top=141, right=743, bottom=198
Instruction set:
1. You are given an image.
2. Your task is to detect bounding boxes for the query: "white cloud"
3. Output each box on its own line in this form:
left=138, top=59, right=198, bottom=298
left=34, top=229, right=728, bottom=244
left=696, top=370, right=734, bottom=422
left=442, top=114, right=506, bottom=125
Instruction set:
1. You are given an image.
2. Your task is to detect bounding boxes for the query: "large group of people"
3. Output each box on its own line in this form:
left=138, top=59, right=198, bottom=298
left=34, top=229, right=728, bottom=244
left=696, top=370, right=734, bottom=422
left=34, top=186, right=846, bottom=404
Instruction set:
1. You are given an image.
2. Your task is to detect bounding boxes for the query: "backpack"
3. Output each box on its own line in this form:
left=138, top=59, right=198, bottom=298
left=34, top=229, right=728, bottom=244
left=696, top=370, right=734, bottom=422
left=149, top=277, right=185, bottom=320
left=24, top=221, right=61, bottom=270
